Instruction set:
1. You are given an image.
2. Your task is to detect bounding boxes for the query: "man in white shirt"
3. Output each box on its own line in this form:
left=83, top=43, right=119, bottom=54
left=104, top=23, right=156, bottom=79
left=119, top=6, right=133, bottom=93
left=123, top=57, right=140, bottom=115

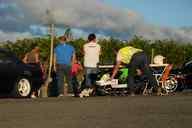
left=83, top=33, right=101, bottom=93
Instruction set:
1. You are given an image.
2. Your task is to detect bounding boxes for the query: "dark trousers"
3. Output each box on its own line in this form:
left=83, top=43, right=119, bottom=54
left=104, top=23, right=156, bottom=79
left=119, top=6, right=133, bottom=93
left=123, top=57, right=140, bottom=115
left=56, top=64, right=72, bottom=95
left=71, top=76, right=80, bottom=96
left=28, top=63, right=43, bottom=92
left=127, top=52, right=157, bottom=92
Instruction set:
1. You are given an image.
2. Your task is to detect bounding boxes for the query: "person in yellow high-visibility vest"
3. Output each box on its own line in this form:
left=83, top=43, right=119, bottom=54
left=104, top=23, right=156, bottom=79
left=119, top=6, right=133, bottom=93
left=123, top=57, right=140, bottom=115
left=111, top=46, right=157, bottom=96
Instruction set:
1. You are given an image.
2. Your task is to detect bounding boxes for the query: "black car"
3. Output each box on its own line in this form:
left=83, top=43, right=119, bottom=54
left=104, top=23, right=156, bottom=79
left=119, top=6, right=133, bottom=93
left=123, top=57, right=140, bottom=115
left=173, top=60, right=192, bottom=91
left=0, top=48, right=44, bottom=97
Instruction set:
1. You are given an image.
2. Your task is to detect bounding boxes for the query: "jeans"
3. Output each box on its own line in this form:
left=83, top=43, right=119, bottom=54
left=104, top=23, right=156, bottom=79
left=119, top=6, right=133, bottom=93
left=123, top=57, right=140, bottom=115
left=56, top=64, right=72, bottom=95
left=84, top=67, right=98, bottom=88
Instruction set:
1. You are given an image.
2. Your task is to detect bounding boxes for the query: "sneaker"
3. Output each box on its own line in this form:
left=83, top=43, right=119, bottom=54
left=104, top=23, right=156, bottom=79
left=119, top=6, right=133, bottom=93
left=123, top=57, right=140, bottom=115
left=31, top=94, right=37, bottom=99
left=79, top=93, right=84, bottom=98
left=84, top=89, right=90, bottom=97
left=130, top=92, right=135, bottom=96
left=79, top=89, right=89, bottom=98
left=58, top=94, right=64, bottom=97
left=67, top=93, right=74, bottom=97
left=88, top=88, right=93, bottom=94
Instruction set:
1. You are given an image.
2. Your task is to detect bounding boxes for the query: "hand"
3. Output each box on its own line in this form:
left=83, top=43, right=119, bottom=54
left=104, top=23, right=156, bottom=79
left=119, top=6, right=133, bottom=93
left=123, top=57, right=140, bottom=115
left=110, top=76, right=114, bottom=81
left=136, top=69, right=142, bottom=76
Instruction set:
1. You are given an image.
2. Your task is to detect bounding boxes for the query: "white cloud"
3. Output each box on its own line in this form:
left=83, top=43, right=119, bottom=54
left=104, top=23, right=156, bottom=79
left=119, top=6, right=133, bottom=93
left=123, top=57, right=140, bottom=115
left=0, top=30, right=33, bottom=42
left=0, top=0, right=192, bottom=42
left=15, top=0, right=142, bottom=32
left=135, top=25, right=192, bottom=42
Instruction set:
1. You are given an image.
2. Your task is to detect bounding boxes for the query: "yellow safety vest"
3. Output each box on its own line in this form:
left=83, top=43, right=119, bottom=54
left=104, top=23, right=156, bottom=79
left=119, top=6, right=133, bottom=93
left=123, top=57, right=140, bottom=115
left=118, top=46, right=143, bottom=64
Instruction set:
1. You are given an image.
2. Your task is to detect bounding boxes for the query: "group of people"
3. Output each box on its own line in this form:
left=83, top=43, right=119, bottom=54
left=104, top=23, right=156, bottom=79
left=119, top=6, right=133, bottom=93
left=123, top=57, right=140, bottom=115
left=23, top=33, right=158, bottom=98
left=53, top=33, right=101, bottom=97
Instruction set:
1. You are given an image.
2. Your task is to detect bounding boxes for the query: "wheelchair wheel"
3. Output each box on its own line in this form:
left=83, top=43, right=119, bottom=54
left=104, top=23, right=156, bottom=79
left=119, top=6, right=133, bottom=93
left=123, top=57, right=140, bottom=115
left=163, top=75, right=178, bottom=93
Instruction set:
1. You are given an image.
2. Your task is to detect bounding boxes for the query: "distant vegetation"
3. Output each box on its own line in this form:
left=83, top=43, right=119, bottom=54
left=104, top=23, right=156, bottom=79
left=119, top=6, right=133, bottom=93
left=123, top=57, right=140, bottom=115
left=1, top=35, right=192, bottom=67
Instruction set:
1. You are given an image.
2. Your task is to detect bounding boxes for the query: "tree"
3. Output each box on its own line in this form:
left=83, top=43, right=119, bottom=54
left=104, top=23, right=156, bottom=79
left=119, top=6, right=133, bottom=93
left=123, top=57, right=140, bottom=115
left=1, top=36, right=192, bottom=67
left=64, top=27, right=73, bottom=41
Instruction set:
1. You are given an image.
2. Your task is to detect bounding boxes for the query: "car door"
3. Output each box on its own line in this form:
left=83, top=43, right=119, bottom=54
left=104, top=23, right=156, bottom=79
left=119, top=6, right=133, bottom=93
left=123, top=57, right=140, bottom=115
left=0, top=51, right=18, bottom=92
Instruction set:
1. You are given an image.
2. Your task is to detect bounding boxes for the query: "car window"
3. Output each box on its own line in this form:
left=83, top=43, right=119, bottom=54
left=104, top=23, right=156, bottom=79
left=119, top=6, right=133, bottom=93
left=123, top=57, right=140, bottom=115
left=0, top=51, right=11, bottom=60
left=0, top=51, right=18, bottom=63
left=184, top=60, right=192, bottom=67
left=183, top=61, right=192, bottom=73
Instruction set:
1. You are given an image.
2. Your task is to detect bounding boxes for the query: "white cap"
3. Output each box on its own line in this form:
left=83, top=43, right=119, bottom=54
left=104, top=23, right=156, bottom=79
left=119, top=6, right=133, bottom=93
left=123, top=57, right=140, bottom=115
left=153, top=55, right=165, bottom=64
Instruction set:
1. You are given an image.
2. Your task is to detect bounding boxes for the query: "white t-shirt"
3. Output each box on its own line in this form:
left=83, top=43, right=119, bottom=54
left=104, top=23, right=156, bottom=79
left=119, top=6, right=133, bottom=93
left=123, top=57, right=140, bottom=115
left=83, top=42, right=101, bottom=68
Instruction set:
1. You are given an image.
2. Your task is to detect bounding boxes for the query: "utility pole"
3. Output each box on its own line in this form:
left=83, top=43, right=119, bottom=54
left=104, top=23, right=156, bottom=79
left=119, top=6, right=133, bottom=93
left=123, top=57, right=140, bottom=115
left=151, top=48, right=154, bottom=64
left=40, top=9, right=55, bottom=98
left=47, top=23, right=55, bottom=85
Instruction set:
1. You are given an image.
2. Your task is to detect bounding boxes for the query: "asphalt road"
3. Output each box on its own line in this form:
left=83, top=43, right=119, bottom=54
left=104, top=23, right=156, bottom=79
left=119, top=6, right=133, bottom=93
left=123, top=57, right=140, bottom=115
left=0, top=95, right=192, bottom=128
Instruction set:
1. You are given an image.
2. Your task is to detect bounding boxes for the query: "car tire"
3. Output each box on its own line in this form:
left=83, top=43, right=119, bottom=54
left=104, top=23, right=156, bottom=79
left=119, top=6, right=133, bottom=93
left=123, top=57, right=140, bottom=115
left=163, top=75, right=178, bottom=93
left=12, top=77, right=32, bottom=98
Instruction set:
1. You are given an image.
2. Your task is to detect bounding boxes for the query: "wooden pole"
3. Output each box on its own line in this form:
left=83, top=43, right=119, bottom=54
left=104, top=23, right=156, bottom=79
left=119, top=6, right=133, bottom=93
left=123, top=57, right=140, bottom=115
left=40, top=23, right=54, bottom=98
left=48, top=23, right=54, bottom=83
left=151, top=48, right=154, bottom=64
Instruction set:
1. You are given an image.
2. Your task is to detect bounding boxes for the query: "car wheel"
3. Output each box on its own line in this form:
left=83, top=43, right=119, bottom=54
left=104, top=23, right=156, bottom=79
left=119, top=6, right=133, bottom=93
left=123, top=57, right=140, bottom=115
left=163, top=75, right=178, bottom=93
left=12, top=77, right=32, bottom=97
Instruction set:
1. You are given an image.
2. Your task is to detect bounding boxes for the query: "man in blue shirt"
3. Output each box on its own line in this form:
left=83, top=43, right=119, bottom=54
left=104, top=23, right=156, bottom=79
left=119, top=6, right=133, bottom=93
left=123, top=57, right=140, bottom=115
left=54, top=36, right=75, bottom=96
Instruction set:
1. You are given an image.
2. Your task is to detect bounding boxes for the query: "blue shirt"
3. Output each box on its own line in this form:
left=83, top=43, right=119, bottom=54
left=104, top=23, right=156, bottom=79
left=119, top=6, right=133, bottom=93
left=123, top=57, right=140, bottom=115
left=54, top=43, right=75, bottom=65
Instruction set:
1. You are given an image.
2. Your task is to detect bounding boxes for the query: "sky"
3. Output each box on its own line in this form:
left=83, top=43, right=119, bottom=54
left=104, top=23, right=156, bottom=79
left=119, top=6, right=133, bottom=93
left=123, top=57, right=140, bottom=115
left=103, top=0, right=192, bottom=28
left=0, top=0, right=192, bottom=42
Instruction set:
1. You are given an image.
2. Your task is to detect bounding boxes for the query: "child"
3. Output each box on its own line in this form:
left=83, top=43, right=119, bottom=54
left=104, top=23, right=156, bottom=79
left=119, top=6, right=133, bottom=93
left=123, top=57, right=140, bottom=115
left=71, top=59, right=83, bottom=97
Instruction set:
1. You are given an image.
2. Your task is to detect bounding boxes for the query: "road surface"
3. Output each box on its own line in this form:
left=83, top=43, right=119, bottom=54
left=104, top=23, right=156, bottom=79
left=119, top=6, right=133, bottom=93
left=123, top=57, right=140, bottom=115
left=0, top=95, right=192, bottom=128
